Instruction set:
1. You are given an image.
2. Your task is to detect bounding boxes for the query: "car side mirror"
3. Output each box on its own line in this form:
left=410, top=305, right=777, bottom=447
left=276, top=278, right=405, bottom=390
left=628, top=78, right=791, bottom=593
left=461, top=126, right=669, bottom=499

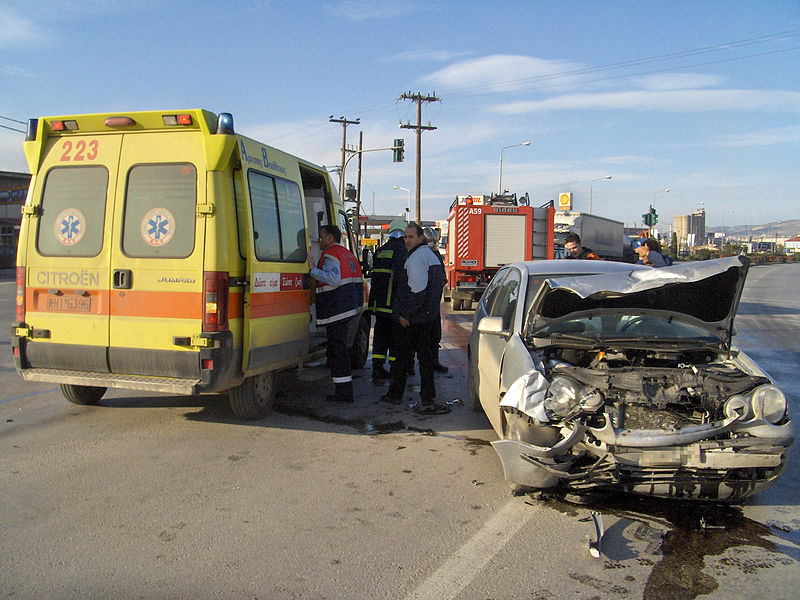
left=477, top=316, right=510, bottom=338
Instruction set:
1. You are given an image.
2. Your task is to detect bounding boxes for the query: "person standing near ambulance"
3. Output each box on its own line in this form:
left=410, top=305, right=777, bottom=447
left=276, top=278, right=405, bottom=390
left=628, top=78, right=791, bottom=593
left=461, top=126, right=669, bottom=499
left=381, top=223, right=449, bottom=414
left=367, top=219, right=408, bottom=382
left=308, top=225, right=364, bottom=403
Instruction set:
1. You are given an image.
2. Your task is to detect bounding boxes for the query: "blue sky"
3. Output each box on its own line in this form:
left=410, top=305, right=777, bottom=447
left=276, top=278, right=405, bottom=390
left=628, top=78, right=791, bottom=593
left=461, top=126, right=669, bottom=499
left=1, top=0, right=799, bottom=232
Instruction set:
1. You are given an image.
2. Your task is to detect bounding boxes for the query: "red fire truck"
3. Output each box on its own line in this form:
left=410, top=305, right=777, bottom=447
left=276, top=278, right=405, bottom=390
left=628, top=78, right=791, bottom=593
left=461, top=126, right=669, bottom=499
left=444, top=193, right=554, bottom=310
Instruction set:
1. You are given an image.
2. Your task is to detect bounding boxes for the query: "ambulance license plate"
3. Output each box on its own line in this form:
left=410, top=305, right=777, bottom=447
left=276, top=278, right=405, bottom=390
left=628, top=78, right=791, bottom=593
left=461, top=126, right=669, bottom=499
left=47, top=295, right=91, bottom=313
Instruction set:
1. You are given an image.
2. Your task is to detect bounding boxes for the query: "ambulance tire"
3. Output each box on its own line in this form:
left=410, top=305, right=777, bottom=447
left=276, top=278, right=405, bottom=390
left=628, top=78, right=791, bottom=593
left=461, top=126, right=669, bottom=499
left=229, top=372, right=275, bottom=420
left=349, top=316, right=370, bottom=370
left=60, top=383, right=106, bottom=405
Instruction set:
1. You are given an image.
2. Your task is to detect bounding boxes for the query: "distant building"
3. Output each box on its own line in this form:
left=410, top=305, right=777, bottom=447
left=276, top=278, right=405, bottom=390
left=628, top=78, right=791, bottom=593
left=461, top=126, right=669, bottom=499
left=0, top=171, right=29, bottom=267
left=785, top=236, right=800, bottom=254
left=673, top=208, right=705, bottom=251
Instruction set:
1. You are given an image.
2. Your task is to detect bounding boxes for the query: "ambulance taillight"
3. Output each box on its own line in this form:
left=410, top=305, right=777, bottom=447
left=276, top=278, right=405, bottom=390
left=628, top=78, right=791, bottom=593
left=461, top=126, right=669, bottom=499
left=15, top=267, right=25, bottom=322
left=203, top=271, right=229, bottom=332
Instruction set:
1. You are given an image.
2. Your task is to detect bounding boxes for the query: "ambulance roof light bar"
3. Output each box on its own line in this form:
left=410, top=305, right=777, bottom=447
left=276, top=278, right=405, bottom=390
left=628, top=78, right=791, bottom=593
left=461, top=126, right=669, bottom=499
left=217, top=112, right=234, bottom=135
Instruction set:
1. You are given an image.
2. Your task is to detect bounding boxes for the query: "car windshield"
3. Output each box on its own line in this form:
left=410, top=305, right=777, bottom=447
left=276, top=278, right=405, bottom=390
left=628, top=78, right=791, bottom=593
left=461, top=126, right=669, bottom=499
left=532, top=312, right=719, bottom=342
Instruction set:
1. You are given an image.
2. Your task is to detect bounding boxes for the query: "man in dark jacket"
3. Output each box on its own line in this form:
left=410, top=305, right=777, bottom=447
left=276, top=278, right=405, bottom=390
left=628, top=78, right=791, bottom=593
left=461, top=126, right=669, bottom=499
left=367, top=219, right=407, bottom=381
left=564, top=233, right=601, bottom=260
left=380, top=223, right=449, bottom=414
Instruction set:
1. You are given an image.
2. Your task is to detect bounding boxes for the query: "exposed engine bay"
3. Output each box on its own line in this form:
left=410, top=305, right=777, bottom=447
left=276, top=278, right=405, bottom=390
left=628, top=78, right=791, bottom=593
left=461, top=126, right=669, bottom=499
left=494, top=343, right=793, bottom=500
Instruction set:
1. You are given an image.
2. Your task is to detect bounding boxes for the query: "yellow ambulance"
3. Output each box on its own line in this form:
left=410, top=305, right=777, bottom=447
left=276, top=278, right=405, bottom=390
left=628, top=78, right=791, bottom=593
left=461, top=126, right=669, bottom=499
left=12, top=109, right=370, bottom=419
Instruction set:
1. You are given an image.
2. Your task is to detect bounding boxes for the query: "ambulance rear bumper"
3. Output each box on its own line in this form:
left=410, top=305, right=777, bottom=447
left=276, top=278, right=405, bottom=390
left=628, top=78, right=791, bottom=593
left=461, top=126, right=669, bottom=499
left=19, top=368, right=201, bottom=395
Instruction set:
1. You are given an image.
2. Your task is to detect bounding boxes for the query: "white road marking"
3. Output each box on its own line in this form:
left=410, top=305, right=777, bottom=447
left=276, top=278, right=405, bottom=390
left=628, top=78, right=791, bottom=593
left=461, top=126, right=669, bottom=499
left=403, top=499, right=538, bottom=600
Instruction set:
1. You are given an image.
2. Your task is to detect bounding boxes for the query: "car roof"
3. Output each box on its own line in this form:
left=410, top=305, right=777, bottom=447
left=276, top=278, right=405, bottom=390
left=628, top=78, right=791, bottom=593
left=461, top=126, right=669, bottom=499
left=510, top=259, right=650, bottom=277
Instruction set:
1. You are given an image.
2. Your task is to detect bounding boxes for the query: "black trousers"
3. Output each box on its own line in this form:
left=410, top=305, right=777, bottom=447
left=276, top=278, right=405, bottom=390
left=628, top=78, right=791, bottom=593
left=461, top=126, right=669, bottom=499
left=388, top=320, right=435, bottom=403
left=371, top=312, right=395, bottom=367
left=326, top=318, right=353, bottom=400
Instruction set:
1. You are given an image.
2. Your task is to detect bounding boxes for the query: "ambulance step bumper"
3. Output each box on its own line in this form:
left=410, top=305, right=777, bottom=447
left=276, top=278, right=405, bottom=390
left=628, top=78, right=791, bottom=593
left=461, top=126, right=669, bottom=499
left=20, top=368, right=201, bottom=395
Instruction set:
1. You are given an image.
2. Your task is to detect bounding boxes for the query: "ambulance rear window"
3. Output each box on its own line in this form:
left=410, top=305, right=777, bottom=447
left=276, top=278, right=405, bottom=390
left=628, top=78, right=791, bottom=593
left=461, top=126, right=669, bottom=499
left=122, top=163, right=196, bottom=258
left=36, top=166, right=108, bottom=257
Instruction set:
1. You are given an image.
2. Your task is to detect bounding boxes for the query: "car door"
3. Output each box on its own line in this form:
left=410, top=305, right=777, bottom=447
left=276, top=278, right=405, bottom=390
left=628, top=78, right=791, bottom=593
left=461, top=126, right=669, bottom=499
left=477, top=266, right=522, bottom=434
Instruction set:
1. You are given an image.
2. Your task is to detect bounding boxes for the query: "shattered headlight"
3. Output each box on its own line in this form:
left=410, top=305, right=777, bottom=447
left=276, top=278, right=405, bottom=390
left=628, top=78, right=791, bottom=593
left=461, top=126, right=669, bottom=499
left=544, top=376, right=603, bottom=420
left=751, top=384, right=787, bottom=425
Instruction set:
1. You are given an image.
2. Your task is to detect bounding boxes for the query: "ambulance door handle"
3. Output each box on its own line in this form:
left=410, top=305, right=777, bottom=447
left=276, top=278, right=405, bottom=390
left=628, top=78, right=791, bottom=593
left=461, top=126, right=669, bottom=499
left=113, top=269, right=133, bottom=289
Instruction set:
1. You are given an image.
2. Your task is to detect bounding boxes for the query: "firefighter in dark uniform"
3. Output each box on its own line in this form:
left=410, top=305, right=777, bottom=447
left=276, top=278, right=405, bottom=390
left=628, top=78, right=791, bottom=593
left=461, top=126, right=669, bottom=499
left=368, top=219, right=407, bottom=382
left=308, top=225, right=364, bottom=403
left=380, top=223, right=449, bottom=414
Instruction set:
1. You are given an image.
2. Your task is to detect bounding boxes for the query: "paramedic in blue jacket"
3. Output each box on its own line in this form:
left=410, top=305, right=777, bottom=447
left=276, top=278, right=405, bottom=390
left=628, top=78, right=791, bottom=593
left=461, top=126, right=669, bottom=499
left=308, top=225, right=364, bottom=403
left=380, top=223, right=449, bottom=414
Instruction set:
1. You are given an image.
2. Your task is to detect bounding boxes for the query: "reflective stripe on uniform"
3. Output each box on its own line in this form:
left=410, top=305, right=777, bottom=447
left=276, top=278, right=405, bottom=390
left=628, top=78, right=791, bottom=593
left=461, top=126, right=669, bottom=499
left=332, top=375, right=352, bottom=384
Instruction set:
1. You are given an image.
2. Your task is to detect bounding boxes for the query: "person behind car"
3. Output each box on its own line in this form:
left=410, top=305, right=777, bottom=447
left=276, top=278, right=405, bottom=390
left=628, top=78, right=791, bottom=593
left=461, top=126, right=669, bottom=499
left=307, top=224, right=364, bottom=403
left=381, top=223, right=449, bottom=414
left=368, top=219, right=408, bottom=382
left=564, top=233, right=601, bottom=260
left=634, top=238, right=671, bottom=267
left=423, top=226, right=448, bottom=374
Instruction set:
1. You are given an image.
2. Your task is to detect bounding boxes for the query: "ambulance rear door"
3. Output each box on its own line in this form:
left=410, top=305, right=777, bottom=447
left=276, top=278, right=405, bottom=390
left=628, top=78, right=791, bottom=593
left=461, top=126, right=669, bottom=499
left=107, top=131, right=206, bottom=380
left=21, top=133, right=121, bottom=373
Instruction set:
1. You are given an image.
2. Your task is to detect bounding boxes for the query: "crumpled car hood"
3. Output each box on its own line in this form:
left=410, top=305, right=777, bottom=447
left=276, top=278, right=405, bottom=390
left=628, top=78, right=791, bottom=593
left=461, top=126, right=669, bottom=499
left=527, top=255, right=749, bottom=349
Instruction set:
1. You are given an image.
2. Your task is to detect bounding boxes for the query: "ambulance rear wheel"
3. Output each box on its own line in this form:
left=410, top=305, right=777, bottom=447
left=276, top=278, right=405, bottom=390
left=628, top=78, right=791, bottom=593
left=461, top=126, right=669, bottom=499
left=349, top=316, right=370, bottom=370
left=229, top=372, right=275, bottom=420
left=60, top=384, right=106, bottom=405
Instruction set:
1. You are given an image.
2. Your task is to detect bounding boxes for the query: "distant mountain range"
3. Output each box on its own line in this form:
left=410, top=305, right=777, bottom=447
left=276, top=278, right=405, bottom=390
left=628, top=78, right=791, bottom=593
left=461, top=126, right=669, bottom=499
left=706, top=219, right=800, bottom=238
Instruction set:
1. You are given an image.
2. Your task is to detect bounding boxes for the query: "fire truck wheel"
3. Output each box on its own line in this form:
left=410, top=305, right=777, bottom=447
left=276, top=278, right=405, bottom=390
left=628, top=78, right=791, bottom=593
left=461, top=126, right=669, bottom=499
left=349, top=316, right=370, bottom=369
left=60, top=384, right=107, bottom=405
left=229, top=372, right=275, bottom=420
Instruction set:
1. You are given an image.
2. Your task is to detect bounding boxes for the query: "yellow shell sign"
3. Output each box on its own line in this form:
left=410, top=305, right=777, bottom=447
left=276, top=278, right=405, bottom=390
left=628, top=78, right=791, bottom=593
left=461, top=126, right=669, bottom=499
left=558, top=192, right=572, bottom=210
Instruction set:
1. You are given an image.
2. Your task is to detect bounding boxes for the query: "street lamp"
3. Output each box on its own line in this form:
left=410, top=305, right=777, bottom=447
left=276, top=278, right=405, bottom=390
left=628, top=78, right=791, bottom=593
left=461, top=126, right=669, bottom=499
left=393, top=185, right=411, bottom=219
left=589, top=175, right=612, bottom=214
left=721, top=209, right=734, bottom=251
left=650, top=188, right=670, bottom=237
left=498, top=141, right=531, bottom=194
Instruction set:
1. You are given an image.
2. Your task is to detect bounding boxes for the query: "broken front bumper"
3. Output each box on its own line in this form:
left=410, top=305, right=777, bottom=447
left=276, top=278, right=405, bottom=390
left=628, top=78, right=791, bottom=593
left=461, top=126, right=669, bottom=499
left=492, top=417, right=793, bottom=500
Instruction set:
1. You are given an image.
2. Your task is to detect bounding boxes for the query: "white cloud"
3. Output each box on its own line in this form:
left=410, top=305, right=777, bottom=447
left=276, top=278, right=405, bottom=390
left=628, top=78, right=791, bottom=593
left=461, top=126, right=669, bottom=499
left=634, top=72, right=726, bottom=90
left=420, top=55, right=586, bottom=93
left=493, top=88, right=800, bottom=114
left=0, top=7, right=45, bottom=48
left=382, top=49, right=473, bottom=63
left=0, top=66, right=35, bottom=79
left=324, top=0, right=433, bottom=21
left=705, top=125, right=800, bottom=148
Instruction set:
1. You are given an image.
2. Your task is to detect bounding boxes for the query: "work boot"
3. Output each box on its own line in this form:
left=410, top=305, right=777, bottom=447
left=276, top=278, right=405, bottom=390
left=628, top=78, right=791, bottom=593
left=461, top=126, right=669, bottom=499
left=433, top=350, right=449, bottom=373
left=372, top=365, right=392, bottom=382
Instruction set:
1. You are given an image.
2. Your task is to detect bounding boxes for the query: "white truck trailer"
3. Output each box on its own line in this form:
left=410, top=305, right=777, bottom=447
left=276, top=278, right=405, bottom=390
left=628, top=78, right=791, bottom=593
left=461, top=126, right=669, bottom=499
left=553, top=211, right=624, bottom=260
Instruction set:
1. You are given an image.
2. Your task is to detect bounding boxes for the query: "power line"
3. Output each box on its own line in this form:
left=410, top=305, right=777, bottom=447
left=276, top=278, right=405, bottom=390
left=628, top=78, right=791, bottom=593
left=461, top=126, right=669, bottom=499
left=0, top=114, right=26, bottom=125
left=0, top=123, right=25, bottom=134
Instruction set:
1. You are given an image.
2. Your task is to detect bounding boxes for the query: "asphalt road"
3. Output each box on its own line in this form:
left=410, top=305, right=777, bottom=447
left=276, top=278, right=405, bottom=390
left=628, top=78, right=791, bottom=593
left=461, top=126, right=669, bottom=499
left=1, top=263, right=798, bottom=600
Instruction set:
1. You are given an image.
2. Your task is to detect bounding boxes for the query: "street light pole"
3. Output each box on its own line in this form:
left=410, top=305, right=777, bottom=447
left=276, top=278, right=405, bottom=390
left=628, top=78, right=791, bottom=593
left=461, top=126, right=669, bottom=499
left=393, top=185, right=411, bottom=220
left=589, top=175, right=612, bottom=214
left=498, top=141, right=531, bottom=195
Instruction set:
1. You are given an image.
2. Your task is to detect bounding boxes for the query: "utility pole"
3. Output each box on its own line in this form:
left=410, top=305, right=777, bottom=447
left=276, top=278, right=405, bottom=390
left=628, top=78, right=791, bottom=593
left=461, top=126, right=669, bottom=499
left=329, top=115, right=360, bottom=200
left=399, top=91, right=439, bottom=222
left=356, top=131, right=363, bottom=243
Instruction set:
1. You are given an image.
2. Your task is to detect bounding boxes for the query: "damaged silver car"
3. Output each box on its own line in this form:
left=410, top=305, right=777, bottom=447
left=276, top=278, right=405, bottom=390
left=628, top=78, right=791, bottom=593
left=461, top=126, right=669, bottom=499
left=467, top=256, right=793, bottom=500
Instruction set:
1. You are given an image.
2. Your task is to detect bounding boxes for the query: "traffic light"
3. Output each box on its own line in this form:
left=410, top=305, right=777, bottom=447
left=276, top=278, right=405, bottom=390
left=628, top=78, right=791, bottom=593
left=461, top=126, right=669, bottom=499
left=642, top=211, right=652, bottom=227
left=650, top=207, right=658, bottom=226
left=393, top=138, right=404, bottom=162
